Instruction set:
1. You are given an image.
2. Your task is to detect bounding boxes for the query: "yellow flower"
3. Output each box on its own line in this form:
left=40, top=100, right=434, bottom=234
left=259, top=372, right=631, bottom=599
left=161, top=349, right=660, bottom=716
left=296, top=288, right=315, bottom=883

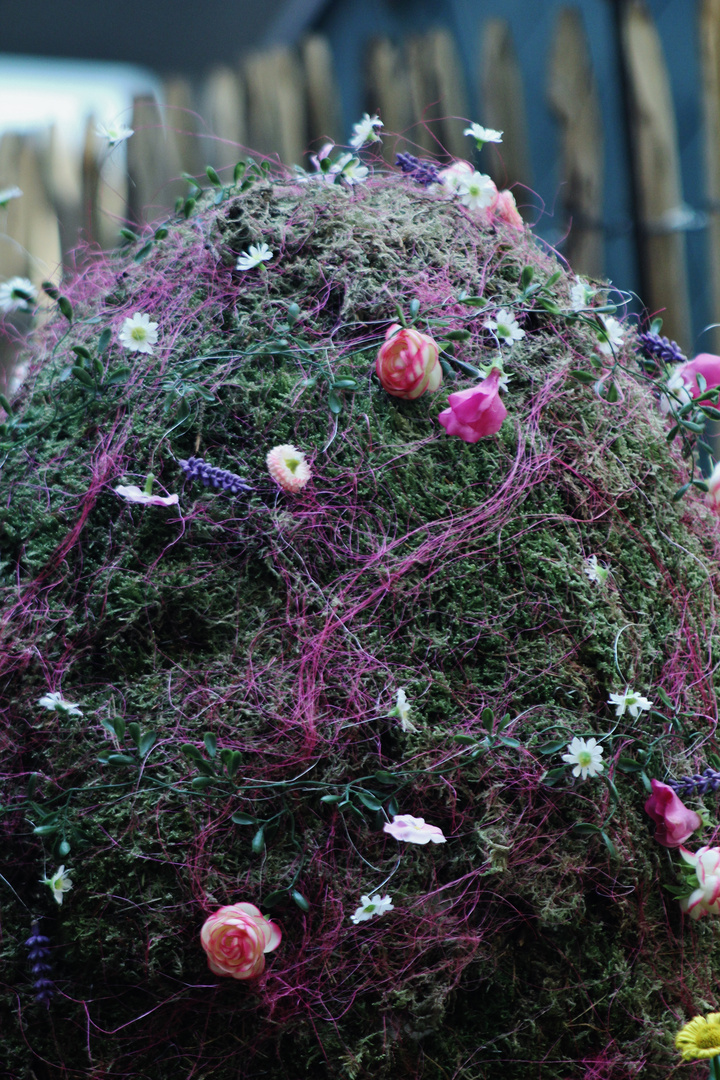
left=676, top=1013, right=720, bottom=1060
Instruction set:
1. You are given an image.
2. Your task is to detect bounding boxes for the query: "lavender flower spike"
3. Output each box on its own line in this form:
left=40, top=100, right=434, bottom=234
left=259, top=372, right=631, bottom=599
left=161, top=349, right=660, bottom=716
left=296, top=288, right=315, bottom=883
left=667, top=767, right=720, bottom=798
left=396, top=153, right=440, bottom=188
left=179, top=456, right=252, bottom=496
left=636, top=331, right=687, bottom=366
left=26, top=922, right=54, bottom=1006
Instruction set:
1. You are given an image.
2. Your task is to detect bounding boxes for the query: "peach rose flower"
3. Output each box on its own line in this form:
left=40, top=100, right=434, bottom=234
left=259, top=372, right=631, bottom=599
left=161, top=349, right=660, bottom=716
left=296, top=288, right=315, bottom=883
left=376, top=324, right=442, bottom=400
left=200, top=902, right=281, bottom=979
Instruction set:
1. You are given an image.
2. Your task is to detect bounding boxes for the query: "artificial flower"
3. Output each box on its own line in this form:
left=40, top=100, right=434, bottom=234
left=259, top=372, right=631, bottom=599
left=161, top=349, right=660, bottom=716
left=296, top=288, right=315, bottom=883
left=569, top=276, right=595, bottom=311
left=95, top=121, right=134, bottom=146
left=41, top=865, right=73, bottom=905
left=0, top=185, right=22, bottom=208
left=483, top=308, right=525, bottom=346
left=390, top=688, right=417, bottom=733
left=678, top=846, right=720, bottom=920
left=706, top=460, right=720, bottom=513
left=456, top=171, right=499, bottom=216
left=436, top=159, right=474, bottom=194
left=676, top=1013, right=720, bottom=1060
left=463, top=122, right=503, bottom=146
left=607, top=687, right=652, bottom=719
left=118, top=312, right=158, bottom=355
left=200, top=902, right=281, bottom=979
left=350, top=893, right=394, bottom=924
left=375, top=324, right=442, bottom=400
left=37, top=691, right=83, bottom=716
left=561, top=736, right=604, bottom=780
left=494, top=189, right=523, bottom=230
left=660, top=353, right=720, bottom=415
left=349, top=113, right=382, bottom=148
left=266, top=445, right=312, bottom=493
left=596, top=315, right=625, bottom=356
left=383, top=814, right=446, bottom=845
left=644, top=779, right=702, bottom=847
left=335, top=153, right=369, bottom=185
left=309, top=142, right=335, bottom=173
left=235, top=243, right=274, bottom=271
left=0, top=277, right=36, bottom=314
left=583, top=555, right=609, bottom=586
left=438, top=367, right=507, bottom=443
left=114, top=485, right=179, bottom=507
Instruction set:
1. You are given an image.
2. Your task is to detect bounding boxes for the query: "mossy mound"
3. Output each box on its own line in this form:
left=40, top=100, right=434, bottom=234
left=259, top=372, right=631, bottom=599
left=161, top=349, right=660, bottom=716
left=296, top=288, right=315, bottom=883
left=1, top=169, right=719, bottom=1080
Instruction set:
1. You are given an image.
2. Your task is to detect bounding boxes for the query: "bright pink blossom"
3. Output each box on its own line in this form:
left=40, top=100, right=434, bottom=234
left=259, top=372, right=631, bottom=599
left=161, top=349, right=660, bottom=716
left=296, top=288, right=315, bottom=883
left=375, top=324, right=442, bottom=400
left=494, top=189, right=524, bottom=230
left=706, top=461, right=720, bottom=513
left=383, top=814, right=446, bottom=845
left=200, top=902, right=281, bottom=979
left=644, top=779, right=702, bottom=847
left=679, top=846, right=720, bottom=920
left=438, top=367, right=507, bottom=442
left=673, top=353, right=720, bottom=398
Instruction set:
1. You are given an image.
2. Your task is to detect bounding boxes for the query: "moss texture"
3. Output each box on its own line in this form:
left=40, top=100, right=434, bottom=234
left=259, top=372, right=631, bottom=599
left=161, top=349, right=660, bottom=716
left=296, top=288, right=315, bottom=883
left=1, top=171, right=720, bottom=1079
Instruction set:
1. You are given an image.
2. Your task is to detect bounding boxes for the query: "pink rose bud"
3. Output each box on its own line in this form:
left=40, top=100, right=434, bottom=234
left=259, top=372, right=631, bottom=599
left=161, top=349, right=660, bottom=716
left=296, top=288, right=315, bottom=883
left=672, top=353, right=720, bottom=398
left=376, top=324, right=442, bottom=400
left=438, top=367, right=507, bottom=443
left=200, top=902, right=281, bottom=979
left=494, top=189, right=524, bottom=230
left=644, top=779, right=702, bottom=848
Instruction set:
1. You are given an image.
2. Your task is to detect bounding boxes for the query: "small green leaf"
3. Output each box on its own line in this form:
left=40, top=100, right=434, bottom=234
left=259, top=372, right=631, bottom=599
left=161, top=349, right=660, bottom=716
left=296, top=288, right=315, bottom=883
left=521, top=266, right=534, bottom=291
left=616, top=756, right=643, bottom=773
left=42, top=280, right=60, bottom=300
left=183, top=197, right=196, bottom=218
left=498, top=736, right=521, bottom=748
left=0, top=393, right=11, bottom=414
left=72, top=345, right=92, bottom=361
left=327, top=389, right=342, bottom=414
left=545, top=270, right=562, bottom=288
left=537, top=298, right=561, bottom=314
left=650, top=317, right=663, bottom=334
left=605, top=380, right=619, bottom=403
left=27, top=773, right=39, bottom=799
left=105, top=366, right=131, bottom=386
left=128, top=722, right=141, bottom=748
left=373, top=770, right=395, bottom=785
left=453, top=734, right=477, bottom=745
left=387, top=796, right=400, bottom=818
left=180, top=743, right=203, bottom=761
left=113, top=716, right=126, bottom=740
left=680, top=419, right=706, bottom=434
left=154, top=227, right=168, bottom=240
left=119, top=227, right=139, bottom=242
left=33, top=824, right=60, bottom=837
left=357, top=792, right=383, bottom=811
left=206, top=165, right=222, bottom=186
left=541, top=766, right=569, bottom=785
left=446, top=329, right=471, bottom=341
left=481, top=707, right=494, bottom=732
left=666, top=424, right=680, bottom=442
left=604, top=775, right=620, bottom=804
left=571, top=823, right=601, bottom=836
left=138, top=731, right=157, bottom=758
left=656, top=687, right=674, bottom=710
left=231, top=811, right=256, bottom=825
left=93, top=357, right=104, bottom=379
left=568, top=370, right=598, bottom=385
left=203, top=733, right=217, bottom=758
left=98, top=328, right=112, bottom=354
left=58, top=296, right=73, bottom=322
left=57, top=839, right=71, bottom=858
left=221, top=749, right=242, bottom=778
left=251, top=826, right=265, bottom=853
left=262, top=890, right=287, bottom=908
left=291, top=889, right=310, bottom=912
left=191, top=776, right=215, bottom=791
left=134, top=242, right=154, bottom=263
left=105, top=753, right=137, bottom=766
left=600, top=830, right=618, bottom=858
left=332, top=377, right=358, bottom=389
left=321, top=794, right=341, bottom=803
left=233, top=161, right=246, bottom=183
left=458, top=295, right=486, bottom=307
left=71, top=366, right=95, bottom=388
left=409, top=298, right=420, bottom=318
left=537, top=740, right=568, bottom=755
left=672, top=483, right=691, bottom=502
left=194, top=759, right=216, bottom=778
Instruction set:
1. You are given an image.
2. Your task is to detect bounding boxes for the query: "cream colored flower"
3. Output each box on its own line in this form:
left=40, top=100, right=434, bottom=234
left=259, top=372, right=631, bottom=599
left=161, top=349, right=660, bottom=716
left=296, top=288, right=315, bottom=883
left=266, top=445, right=311, bottom=493
left=118, top=312, right=158, bottom=355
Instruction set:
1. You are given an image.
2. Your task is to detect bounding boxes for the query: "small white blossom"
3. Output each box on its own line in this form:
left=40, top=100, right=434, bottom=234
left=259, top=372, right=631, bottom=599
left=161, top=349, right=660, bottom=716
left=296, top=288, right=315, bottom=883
left=457, top=171, right=498, bottom=213
left=114, top=484, right=179, bottom=507
left=41, top=865, right=73, bottom=905
left=350, top=893, right=394, bottom=924
left=608, top=687, right=653, bottom=719
left=118, top=312, right=158, bottom=355
left=561, top=736, right=604, bottom=780
left=570, top=276, right=595, bottom=312
left=38, top=691, right=83, bottom=716
left=0, top=276, right=36, bottom=314
left=0, top=185, right=22, bottom=208
left=390, top=688, right=417, bottom=733
left=335, top=153, right=369, bottom=185
left=659, top=366, right=693, bottom=416
left=437, top=159, right=474, bottom=195
left=96, top=121, right=134, bottom=146
left=235, top=243, right=274, bottom=271
left=463, top=123, right=503, bottom=146
left=596, top=315, right=625, bottom=356
left=349, top=113, right=382, bottom=148
left=484, top=308, right=525, bottom=346
left=583, top=555, right=609, bottom=586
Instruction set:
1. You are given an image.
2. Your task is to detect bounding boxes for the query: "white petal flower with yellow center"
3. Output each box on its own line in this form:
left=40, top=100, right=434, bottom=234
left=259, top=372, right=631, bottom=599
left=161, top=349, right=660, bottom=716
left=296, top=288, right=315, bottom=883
left=236, top=244, right=274, bottom=271
left=484, top=309, right=525, bottom=346
left=607, top=687, right=653, bottom=718
left=41, top=865, right=73, bottom=905
left=350, top=893, right=394, bottom=924
left=583, top=555, right=609, bottom=586
left=463, top=122, right=503, bottom=146
left=562, top=736, right=604, bottom=779
left=38, top=691, right=83, bottom=716
left=0, top=185, right=22, bottom=208
left=0, top=276, right=36, bottom=314
left=349, top=113, right=382, bottom=148
left=118, top=312, right=158, bottom=355
left=96, top=121, right=134, bottom=146
left=596, top=315, right=625, bottom=356
left=457, top=171, right=498, bottom=213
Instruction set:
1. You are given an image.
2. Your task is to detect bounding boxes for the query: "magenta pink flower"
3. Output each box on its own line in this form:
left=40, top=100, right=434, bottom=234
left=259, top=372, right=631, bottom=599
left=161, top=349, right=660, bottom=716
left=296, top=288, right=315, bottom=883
left=200, top=902, right=281, bottom=979
left=668, top=353, right=720, bottom=404
left=438, top=367, right=507, bottom=443
left=494, top=189, right=524, bottom=230
left=383, top=814, right=446, bottom=845
left=376, top=324, right=442, bottom=400
left=644, top=780, right=702, bottom=847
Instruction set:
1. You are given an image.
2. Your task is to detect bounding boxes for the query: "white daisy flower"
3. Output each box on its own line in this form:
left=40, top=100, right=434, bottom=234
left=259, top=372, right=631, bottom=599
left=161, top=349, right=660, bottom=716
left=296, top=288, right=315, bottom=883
left=41, top=865, right=73, bottom=905
left=390, top=688, right=417, bottom=733
left=0, top=276, right=37, bottom=314
left=350, top=893, right=394, bottom=924
left=607, top=687, right=653, bottom=719
left=561, top=736, right=604, bottom=780
left=659, top=366, right=693, bottom=415
left=235, top=244, right=274, bottom=271
left=457, top=171, right=498, bottom=213
left=38, top=691, right=83, bottom=716
left=349, top=113, right=383, bottom=149
left=570, top=276, right=595, bottom=312
left=463, top=123, right=503, bottom=145
left=596, top=315, right=625, bottom=356
left=583, top=555, right=609, bottom=586
left=335, top=153, right=369, bottom=185
left=96, top=121, right=134, bottom=146
left=118, top=312, right=159, bottom=355
left=0, top=185, right=22, bottom=208
left=483, top=308, right=525, bottom=346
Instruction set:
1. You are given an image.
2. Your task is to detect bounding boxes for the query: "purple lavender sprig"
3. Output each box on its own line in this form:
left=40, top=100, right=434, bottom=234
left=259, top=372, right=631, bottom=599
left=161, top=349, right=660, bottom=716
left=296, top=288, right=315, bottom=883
left=396, top=153, right=440, bottom=188
left=636, top=331, right=687, bottom=366
left=667, top=768, right=720, bottom=798
left=26, top=922, right=54, bottom=1006
left=179, top=456, right=252, bottom=496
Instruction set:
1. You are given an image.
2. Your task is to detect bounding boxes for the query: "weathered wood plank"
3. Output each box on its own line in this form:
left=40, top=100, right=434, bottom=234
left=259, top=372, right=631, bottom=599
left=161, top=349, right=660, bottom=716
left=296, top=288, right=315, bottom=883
left=700, top=0, right=720, bottom=353
left=365, top=37, right=414, bottom=157
left=479, top=18, right=532, bottom=191
left=413, top=29, right=470, bottom=158
left=302, top=35, right=342, bottom=146
left=164, top=76, right=202, bottom=177
left=620, top=0, right=691, bottom=346
left=127, top=95, right=184, bottom=225
left=243, top=47, right=307, bottom=167
left=547, top=6, right=604, bottom=277
left=199, top=67, right=247, bottom=171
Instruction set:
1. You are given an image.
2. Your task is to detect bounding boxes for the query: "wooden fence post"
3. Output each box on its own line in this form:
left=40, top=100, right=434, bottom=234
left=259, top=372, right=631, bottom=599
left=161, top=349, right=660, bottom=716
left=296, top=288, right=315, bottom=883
left=366, top=38, right=414, bottom=156
left=700, top=0, right=720, bottom=354
left=479, top=19, right=532, bottom=193
left=243, top=47, right=308, bottom=167
left=199, top=67, right=247, bottom=173
left=406, top=29, right=469, bottom=157
left=620, top=0, right=691, bottom=347
left=547, top=6, right=604, bottom=278
left=302, top=35, right=342, bottom=146
left=127, top=95, right=184, bottom=225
